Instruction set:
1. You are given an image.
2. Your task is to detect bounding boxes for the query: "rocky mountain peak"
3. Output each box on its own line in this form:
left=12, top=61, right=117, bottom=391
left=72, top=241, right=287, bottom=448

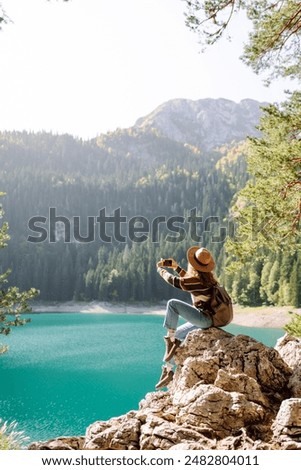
left=135, top=98, right=267, bottom=151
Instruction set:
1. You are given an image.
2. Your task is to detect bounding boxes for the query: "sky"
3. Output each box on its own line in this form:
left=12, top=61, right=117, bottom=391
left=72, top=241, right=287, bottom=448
left=0, top=0, right=294, bottom=139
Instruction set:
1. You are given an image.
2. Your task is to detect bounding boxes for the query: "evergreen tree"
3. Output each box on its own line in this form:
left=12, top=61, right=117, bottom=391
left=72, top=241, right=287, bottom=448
left=289, top=256, right=301, bottom=307
left=184, top=0, right=301, bottom=81
left=284, top=313, right=301, bottom=337
left=227, top=93, right=301, bottom=262
left=278, top=252, right=296, bottom=305
left=0, top=194, right=38, bottom=354
left=266, top=259, right=281, bottom=305
left=259, top=258, right=274, bottom=304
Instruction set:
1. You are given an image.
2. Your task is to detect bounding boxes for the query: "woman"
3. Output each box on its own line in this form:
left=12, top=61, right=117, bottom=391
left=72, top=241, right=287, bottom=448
left=155, top=246, right=219, bottom=390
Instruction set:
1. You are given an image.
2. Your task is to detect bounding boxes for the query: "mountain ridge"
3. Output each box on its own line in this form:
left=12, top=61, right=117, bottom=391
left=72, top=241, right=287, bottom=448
left=3, top=96, right=296, bottom=308
left=134, top=97, right=267, bottom=151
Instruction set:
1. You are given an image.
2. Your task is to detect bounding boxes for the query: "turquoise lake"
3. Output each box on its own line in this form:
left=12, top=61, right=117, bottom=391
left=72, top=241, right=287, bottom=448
left=0, top=313, right=284, bottom=444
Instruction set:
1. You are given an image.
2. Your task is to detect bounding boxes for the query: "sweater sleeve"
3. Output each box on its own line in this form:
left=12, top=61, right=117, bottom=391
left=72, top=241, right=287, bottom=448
left=175, top=265, right=186, bottom=277
left=157, top=267, right=181, bottom=289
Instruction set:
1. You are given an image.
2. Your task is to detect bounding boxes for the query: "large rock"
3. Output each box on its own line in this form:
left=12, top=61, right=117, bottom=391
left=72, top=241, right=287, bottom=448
left=84, top=411, right=140, bottom=450
left=30, top=328, right=300, bottom=451
left=28, top=436, right=84, bottom=450
left=272, top=398, right=301, bottom=449
left=275, top=334, right=301, bottom=398
left=135, top=328, right=292, bottom=449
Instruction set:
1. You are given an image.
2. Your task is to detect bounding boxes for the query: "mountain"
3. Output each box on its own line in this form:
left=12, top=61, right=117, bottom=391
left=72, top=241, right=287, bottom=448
left=95, top=98, right=266, bottom=170
left=1, top=96, right=299, bottom=307
left=135, top=98, right=266, bottom=150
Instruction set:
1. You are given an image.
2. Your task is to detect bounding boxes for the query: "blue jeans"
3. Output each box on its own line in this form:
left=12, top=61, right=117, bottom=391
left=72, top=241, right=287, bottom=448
left=163, top=298, right=213, bottom=342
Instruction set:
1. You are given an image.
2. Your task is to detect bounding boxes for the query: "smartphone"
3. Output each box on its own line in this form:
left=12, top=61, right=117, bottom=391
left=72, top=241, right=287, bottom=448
left=163, top=258, right=173, bottom=267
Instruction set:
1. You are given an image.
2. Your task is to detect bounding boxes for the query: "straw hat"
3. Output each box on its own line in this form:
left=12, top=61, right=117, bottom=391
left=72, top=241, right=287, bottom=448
left=187, top=246, right=215, bottom=272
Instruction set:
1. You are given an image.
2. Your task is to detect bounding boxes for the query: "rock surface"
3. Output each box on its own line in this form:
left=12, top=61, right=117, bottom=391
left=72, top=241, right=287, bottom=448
left=272, top=399, right=301, bottom=449
left=29, top=328, right=301, bottom=451
left=135, top=98, right=264, bottom=151
left=275, top=333, right=301, bottom=398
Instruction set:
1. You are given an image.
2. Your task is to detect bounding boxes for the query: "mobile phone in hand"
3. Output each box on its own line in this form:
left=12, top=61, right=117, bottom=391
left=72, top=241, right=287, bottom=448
left=163, top=258, right=173, bottom=267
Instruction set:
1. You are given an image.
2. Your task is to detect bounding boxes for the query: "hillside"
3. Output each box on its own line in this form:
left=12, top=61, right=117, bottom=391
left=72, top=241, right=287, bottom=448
left=0, top=97, right=300, bottom=307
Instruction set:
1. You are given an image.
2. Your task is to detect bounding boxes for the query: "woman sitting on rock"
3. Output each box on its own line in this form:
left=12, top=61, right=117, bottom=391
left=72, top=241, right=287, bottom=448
left=155, top=246, right=231, bottom=389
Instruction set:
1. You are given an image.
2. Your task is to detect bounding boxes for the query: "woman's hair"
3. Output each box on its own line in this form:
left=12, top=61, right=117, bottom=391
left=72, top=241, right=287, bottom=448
left=187, top=263, right=217, bottom=287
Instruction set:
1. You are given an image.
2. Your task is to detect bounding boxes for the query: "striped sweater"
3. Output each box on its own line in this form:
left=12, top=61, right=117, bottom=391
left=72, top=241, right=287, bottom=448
left=157, top=265, right=212, bottom=309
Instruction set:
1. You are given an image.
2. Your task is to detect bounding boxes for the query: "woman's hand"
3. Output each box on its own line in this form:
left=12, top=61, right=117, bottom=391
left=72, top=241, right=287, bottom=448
left=157, top=258, right=178, bottom=269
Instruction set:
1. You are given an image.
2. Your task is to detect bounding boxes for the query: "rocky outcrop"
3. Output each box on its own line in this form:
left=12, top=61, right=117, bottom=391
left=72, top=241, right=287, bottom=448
left=271, top=334, right=301, bottom=449
left=29, top=436, right=85, bottom=450
left=272, top=399, right=301, bottom=449
left=135, top=98, right=265, bottom=151
left=275, top=333, right=301, bottom=398
left=29, top=329, right=301, bottom=451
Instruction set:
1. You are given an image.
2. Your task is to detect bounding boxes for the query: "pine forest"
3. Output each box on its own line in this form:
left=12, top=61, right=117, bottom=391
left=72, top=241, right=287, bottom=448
left=1, top=97, right=300, bottom=307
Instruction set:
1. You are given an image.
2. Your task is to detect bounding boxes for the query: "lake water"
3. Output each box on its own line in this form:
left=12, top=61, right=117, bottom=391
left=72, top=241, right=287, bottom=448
left=0, top=313, right=284, bottom=444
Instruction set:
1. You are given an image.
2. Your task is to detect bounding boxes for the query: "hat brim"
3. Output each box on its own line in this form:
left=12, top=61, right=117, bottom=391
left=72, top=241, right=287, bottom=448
left=187, top=246, right=215, bottom=273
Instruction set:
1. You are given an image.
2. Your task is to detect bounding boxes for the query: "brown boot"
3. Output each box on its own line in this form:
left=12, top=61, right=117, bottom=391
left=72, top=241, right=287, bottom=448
left=163, top=336, right=181, bottom=362
left=155, top=365, right=174, bottom=389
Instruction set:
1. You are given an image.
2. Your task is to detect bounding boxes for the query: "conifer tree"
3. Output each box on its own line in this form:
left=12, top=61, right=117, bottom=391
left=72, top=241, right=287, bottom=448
left=289, top=256, right=301, bottom=307
left=284, top=313, right=301, bottom=337
left=259, top=258, right=273, bottom=304
left=184, top=0, right=301, bottom=81
left=184, top=1, right=301, bottom=314
left=0, top=194, right=38, bottom=354
left=227, top=93, right=301, bottom=262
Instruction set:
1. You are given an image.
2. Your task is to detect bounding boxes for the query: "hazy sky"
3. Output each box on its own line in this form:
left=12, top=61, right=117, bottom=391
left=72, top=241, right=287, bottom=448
left=0, top=0, right=294, bottom=139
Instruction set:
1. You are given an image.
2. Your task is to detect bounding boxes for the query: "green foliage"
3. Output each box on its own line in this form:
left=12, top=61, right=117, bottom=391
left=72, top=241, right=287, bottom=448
left=289, top=256, right=301, bottom=307
left=184, top=2, right=301, bottom=306
left=0, top=128, right=231, bottom=300
left=0, top=419, right=29, bottom=450
left=0, top=128, right=300, bottom=307
left=184, top=0, right=301, bottom=81
left=0, top=194, right=39, bottom=354
left=244, top=0, right=301, bottom=81
left=226, top=92, right=301, bottom=263
left=284, top=313, right=301, bottom=337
